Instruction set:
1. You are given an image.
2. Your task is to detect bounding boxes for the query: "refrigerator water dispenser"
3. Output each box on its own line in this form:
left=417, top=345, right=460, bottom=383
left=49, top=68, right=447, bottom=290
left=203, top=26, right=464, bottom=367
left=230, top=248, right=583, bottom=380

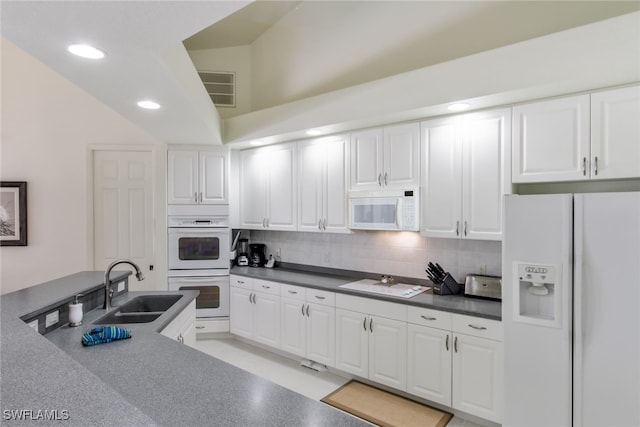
left=513, top=262, right=562, bottom=328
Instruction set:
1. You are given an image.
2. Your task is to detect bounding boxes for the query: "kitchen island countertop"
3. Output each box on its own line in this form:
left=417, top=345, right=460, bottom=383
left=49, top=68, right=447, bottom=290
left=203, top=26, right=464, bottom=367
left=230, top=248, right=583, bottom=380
left=0, top=272, right=367, bottom=427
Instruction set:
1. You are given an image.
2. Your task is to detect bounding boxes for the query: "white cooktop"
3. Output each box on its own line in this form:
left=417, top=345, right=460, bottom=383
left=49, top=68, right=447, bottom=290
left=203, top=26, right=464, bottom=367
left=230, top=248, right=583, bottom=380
left=339, top=279, right=430, bottom=299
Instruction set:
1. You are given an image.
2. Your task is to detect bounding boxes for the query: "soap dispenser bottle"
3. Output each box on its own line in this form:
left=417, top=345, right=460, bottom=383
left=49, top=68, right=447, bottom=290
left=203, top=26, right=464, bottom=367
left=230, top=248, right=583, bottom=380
left=69, top=294, right=84, bottom=327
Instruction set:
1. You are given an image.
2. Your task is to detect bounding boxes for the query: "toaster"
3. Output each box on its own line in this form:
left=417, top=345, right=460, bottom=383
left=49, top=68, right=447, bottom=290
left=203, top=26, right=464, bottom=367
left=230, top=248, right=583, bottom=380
left=464, top=275, right=502, bottom=301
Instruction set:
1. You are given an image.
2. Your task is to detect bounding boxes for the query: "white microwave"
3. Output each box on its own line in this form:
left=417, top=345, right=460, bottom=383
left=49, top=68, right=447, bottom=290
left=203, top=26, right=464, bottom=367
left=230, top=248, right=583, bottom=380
left=348, top=189, right=419, bottom=231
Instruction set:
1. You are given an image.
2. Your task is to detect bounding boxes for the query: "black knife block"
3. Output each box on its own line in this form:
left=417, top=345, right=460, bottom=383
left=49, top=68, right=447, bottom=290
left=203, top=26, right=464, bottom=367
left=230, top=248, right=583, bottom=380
left=432, top=273, right=461, bottom=295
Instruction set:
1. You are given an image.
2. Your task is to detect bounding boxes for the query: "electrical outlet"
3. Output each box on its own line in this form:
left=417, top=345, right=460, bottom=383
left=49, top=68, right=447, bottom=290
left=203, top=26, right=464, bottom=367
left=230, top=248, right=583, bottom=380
left=117, top=281, right=125, bottom=292
left=476, top=264, right=487, bottom=275
left=45, top=310, right=59, bottom=328
left=27, top=319, right=38, bottom=331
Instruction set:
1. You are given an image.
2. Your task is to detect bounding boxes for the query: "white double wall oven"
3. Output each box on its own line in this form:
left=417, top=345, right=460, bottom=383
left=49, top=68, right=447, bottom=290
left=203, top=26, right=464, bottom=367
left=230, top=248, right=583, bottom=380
left=168, top=205, right=230, bottom=318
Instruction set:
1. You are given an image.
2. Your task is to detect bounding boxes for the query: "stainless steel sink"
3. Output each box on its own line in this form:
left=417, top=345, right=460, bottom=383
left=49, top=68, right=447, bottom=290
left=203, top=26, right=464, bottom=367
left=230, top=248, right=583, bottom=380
left=93, top=294, right=182, bottom=325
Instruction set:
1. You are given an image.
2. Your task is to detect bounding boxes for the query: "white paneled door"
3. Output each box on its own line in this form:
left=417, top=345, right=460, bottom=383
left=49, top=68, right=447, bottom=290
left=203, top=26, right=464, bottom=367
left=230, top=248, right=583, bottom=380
left=93, top=150, right=154, bottom=291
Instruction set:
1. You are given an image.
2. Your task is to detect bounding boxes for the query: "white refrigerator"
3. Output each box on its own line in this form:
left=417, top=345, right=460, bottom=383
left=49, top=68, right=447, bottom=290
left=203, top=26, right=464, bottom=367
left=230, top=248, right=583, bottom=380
left=502, top=192, right=640, bottom=427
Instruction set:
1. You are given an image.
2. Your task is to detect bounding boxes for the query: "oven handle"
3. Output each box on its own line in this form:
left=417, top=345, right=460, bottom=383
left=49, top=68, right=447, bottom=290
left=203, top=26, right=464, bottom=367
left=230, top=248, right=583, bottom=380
left=168, top=277, right=229, bottom=283
left=168, top=227, right=229, bottom=234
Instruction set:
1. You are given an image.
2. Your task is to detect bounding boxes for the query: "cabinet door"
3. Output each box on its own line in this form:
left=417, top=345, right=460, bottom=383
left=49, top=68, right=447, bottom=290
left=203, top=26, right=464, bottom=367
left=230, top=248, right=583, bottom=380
left=383, top=122, right=420, bottom=187
left=407, top=324, right=452, bottom=406
left=462, top=109, right=511, bottom=241
left=335, top=308, right=368, bottom=377
left=591, top=85, right=640, bottom=180
left=452, top=334, right=503, bottom=423
left=168, top=151, right=199, bottom=204
left=266, top=143, right=297, bottom=230
left=350, top=128, right=384, bottom=189
left=253, top=291, right=281, bottom=348
left=280, top=297, right=306, bottom=357
left=298, top=140, right=324, bottom=232
left=513, top=94, right=590, bottom=183
left=230, top=287, right=253, bottom=339
left=369, top=315, right=407, bottom=391
left=420, top=117, right=462, bottom=238
left=306, top=303, right=335, bottom=367
left=324, top=136, right=349, bottom=233
left=200, top=151, right=228, bottom=204
left=239, top=149, right=266, bottom=229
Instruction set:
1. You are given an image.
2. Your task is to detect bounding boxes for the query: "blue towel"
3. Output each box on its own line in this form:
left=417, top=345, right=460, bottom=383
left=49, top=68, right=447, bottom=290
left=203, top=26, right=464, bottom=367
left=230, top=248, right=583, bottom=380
left=81, top=326, right=132, bottom=346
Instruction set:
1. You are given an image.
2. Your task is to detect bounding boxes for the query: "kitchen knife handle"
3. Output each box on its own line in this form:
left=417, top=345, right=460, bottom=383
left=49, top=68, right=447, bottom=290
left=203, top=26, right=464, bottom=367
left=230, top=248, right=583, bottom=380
left=594, top=156, right=598, bottom=176
left=456, top=221, right=460, bottom=236
left=445, top=335, right=449, bottom=351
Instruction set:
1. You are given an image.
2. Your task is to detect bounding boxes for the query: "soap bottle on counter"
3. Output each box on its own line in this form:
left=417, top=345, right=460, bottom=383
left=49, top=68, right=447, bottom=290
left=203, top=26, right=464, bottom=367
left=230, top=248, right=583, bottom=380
left=68, top=294, right=83, bottom=327
left=265, top=254, right=275, bottom=268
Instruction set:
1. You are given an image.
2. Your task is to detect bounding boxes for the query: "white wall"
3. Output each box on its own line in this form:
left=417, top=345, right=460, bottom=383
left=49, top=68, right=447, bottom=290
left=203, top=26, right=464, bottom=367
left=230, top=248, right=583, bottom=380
left=0, top=38, right=164, bottom=294
left=187, top=46, right=252, bottom=119
left=247, top=230, right=501, bottom=283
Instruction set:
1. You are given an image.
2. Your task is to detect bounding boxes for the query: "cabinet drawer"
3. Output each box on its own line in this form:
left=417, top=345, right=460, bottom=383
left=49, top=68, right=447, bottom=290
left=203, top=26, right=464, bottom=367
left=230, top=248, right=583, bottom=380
left=230, top=275, right=253, bottom=290
left=306, top=288, right=335, bottom=306
left=253, top=279, right=280, bottom=296
left=336, top=294, right=406, bottom=321
left=280, top=284, right=305, bottom=301
left=407, top=306, right=452, bottom=331
left=195, top=318, right=230, bottom=334
left=452, top=314, right=502, bottom=341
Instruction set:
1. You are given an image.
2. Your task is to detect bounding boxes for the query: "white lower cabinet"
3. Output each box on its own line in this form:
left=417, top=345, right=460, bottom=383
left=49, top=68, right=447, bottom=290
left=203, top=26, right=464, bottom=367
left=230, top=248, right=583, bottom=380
left=280, top=285, right=336, bottom=367
left=230, top=276, right=281, bottom=348
left=335, top=294, right=407, bottom=391
left=160, top=299, right=196, bottom=348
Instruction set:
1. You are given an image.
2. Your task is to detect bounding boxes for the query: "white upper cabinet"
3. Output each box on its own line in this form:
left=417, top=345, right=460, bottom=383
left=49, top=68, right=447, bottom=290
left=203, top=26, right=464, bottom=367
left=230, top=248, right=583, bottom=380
left=421, top=108, right=511, bottom=240
left=512, top=86, right=640, bottom=183
left=168, top=149, right=228, bottom=205
left=239, top=143, right=297, bottom=230
left=350, top=123, right=420, bottom=190
left=298, top=135, right=349, bottom=233
left=591, top=85, right=640, bottom=180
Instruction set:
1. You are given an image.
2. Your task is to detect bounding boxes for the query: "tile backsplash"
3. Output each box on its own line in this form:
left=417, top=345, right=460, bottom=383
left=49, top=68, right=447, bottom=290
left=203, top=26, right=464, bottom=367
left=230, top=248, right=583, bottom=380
left=243, top=230, right=502, bottom=282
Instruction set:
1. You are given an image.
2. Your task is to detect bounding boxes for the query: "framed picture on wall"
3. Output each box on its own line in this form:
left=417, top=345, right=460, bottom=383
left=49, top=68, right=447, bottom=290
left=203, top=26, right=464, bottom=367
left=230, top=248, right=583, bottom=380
left=0, top=182, right=27, bottom=246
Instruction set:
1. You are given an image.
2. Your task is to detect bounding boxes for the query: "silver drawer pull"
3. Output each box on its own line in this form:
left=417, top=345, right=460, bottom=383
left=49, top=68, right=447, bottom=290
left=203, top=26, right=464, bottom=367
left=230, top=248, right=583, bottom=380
left=468, top=324, right=487, bottom=330
left=421, top=315, right=437, bottom=321
left=288, top=290, right=297, bottom=294
left=315, top=295, right=326, bottom=300
left=196, top=326, right=205, bottom=330
left=237, top=280, right=245, bottom=284
left=262, top=285, right=271, bottom=289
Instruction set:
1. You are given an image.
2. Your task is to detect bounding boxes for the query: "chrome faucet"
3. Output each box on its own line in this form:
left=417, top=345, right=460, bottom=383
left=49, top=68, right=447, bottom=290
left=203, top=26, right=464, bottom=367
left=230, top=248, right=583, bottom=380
left=103, top=259, right=145, bottom=310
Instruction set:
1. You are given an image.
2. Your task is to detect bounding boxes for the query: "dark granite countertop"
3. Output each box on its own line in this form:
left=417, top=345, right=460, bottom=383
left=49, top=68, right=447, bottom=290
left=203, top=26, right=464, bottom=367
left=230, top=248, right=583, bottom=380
left=0, top=272, right=367, bottom=427
left=231, top=264, right=502, bottom=321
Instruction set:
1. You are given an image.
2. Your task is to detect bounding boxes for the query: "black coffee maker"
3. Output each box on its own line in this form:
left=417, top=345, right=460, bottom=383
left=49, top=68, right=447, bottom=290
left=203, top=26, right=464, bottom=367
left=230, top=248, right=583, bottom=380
left=249, top=243, right=266, bottom=267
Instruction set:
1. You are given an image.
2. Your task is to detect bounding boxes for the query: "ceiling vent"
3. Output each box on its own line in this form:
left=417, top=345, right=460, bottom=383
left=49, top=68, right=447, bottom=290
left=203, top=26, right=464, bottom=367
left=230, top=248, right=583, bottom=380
left=198, top=71, right=235, bottom=107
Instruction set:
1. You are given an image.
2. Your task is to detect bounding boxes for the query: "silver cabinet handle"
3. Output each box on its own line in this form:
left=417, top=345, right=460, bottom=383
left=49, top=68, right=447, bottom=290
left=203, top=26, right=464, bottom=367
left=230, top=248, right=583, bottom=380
left=237, top=280, right=245, bottom=284
left=301, top=304, right=305, bottom=316
left=456, top=221, right=460, bottom=236
left=323, top=218, right=327, bottom=230
left=196, top=326, right=205, bottom=330
left=318, top=219, right=322, bottom=230
left=468, top=324, right=487, bottom=330
left=194, top=192, right=198, bottom=203
left=288, top=290, right=297, bottom=294
left=369, top=318, right=373, bottom=333
left=266, top=218, right=270, bottom=228
left=315, top=295, right=326, bottom=300
left=454, top=336, right=458, bottom=353
left=363, top=317, right=367, bottom=331
left=594, top=156, right=598, bottom=176
left=384, top=172, right=388, bottom=186
left=262, top=285, right=270, bottom=289
left=446, top=334, right=449, bottom=351
left=464, top=220, right=468, bottom=236
left=262, top=218, right=266, bottom=228
left=305, top=305, right=310, bottom=317
left=377, top=173, right=382, bottom=186
left=421, top=315, right=437, bottom=321
left=583, top=157, right=587, bottom=176
left=199, top=192, right=203, bottom=203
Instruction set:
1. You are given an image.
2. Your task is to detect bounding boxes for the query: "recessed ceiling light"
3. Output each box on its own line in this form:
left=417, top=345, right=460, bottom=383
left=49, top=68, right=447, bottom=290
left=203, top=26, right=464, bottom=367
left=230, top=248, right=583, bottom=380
left=67, top=44, right=105, bottom=59
left=306, top=129, right=322, bottom=136
left=137, top=100, right=161, bottom=110
left=447, top=103, right=470, bottom=112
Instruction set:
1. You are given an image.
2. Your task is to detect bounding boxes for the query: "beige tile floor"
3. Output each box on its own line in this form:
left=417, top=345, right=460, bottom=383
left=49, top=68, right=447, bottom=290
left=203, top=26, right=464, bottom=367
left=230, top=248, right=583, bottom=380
left=195, top=337, right=484, bottom=427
